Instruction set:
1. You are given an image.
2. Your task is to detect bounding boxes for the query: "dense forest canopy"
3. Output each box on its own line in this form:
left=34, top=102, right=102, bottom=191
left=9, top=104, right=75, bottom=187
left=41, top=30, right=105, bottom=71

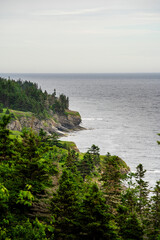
left=0, top=77, right=69, bottom=119
left=0, top=77, right=160, bottom=239
left=0, top=115, right=160, bottom=239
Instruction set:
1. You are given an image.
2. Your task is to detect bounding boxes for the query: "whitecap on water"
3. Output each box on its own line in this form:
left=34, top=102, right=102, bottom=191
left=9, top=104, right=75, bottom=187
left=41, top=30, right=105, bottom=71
left=82, top=118, right=103, bottom=121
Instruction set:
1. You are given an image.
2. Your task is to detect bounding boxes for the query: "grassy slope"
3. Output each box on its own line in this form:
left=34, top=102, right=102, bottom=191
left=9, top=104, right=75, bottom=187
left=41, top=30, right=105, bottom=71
left=0, top=108, right=33, bottom=119
left=64, top=109, right=80, bottom=117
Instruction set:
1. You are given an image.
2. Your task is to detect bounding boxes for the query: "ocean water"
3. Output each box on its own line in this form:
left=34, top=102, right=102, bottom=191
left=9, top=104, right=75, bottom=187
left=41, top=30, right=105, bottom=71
left=1, top=73, right=160, bottom=187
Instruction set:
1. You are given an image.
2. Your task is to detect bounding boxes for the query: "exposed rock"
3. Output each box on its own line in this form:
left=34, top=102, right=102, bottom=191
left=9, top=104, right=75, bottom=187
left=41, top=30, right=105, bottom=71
left=8, top=119, right=22, bottom=131
left=53, top=112, right=81, bottom=129
left=7, top=110, right=83, bottom=136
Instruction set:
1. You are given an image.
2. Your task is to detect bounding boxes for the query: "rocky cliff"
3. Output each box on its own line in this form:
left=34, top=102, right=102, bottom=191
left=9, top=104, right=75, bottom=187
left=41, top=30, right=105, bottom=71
left=8, top=109, right=83, bottom=136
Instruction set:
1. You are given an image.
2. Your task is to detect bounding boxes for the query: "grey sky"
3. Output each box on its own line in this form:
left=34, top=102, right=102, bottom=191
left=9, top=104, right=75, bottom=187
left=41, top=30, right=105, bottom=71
left=0, top=0, right=160, bottom=73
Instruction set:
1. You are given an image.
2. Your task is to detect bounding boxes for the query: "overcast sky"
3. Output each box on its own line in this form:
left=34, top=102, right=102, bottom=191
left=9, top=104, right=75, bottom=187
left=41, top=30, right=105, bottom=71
left=0, top=0, right=160, bottom=73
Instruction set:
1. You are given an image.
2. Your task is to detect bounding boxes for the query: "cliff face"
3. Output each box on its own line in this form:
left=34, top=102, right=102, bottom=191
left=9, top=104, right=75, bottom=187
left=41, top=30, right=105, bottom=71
left=8, top=110, right=82, bottom=136
left=53, top=112, right=81, bottom=130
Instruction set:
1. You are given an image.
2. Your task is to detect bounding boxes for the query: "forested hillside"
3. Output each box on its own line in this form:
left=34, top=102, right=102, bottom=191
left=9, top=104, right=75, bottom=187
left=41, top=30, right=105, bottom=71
left=0, top=77, right=69, bottom=119
left=0, top=115, right=160, bottom=240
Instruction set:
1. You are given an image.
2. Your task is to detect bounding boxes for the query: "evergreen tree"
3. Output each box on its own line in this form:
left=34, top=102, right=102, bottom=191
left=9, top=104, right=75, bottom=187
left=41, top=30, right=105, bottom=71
left=123, top=213, right=143, bottom=240
left=10, top=112, right=16, bottom=119
left=11, top=218, right=53, bottom=240
left=121, top=172, right=138, bottom=213
left=80, top=183, right=119, bottom=240
left=15, top=128, right=56, bottom=196
left=78, top=152, right=94, bottom=180
left=135, top=164, right=149, bottom=219
left=65, top=150, right=77, bottom=167
left=51, top=169, right=80, bottom=239
left=87, top=144, right=100, bottom=166
left=0, top=183, right=9, bottom=216
left=0, top=103, right=3, bottom=113
left=5, top=108, right=10, bottom=114
left=117, top=205, right=143, bottom=240
left=101, top=155, right=123, bottom=209
left=148, top=181, right=160, bottom=239
left=0, top=77, right=70, bottom=119
left=0, top=114, right=15, bottom=163
left=0, top=121, right=57, bottom=238
left=39, top=128, right=47, bottom=139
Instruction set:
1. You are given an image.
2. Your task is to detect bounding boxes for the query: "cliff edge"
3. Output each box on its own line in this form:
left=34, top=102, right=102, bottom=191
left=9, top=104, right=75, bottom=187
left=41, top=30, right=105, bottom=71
left=7, top=109, right=83, bottom=136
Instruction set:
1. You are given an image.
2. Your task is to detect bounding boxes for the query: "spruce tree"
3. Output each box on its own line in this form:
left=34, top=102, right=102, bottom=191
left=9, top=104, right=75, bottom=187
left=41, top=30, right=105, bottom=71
left=51, top=169, right=80, bottom=239
left=80, top=183, right=119, bottom=240
left=148, top=181, right=160, bottom=239
left=135, top=164, right=149, bottom=219
left=0, top=114, right=15, bottom=163
left=100, top=155, right=123, bottom=209
left=5, top=108, right=10, bottom=115
left=0, top=103, right=3, bottom=113
left=117, top=205, right=143, bottom=240
left=121, top=172, right=138, bottom=213
left=15, top=128, right=56, bottom=196
left=65, top=150, right=78, bottom=173
left=78, top=152, right=94, bottom=180
left=87, top=144, right=100, bottom=166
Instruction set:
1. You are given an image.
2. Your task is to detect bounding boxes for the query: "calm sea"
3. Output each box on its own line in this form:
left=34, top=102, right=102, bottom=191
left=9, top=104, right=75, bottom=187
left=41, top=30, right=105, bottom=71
left=1, top=73, right=160, bottom=187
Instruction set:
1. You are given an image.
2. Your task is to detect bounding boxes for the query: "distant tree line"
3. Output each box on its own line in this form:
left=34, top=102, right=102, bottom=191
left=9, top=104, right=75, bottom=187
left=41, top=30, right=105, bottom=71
left=0, top=77, right=69, bottom=118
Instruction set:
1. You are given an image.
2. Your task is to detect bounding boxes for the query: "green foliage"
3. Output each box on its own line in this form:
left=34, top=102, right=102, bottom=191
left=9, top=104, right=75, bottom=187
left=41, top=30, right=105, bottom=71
left=0, top=184, right=9, bottom=214
left=120, top=172, right=138, bottom=213
left=52, top=94, right=69, bottom=114
left=64, top=110, right=80, bottom=116
left=78, top=152, right=94, bottom=180
left=0, top=115, right=57, bottom=237
left=11, top=218, right=54, bottom=240
left=122, top=213, right=143, bottom=240
left=80, top=183, right=119, bottom=240
left=87, top=144, right=100, bottom=166
left=10, top=112, right=16, bottom=119
left=15, top=128, right=57, bottom=197
left=101, top=154, right=123, bottom=209
left=117, top=206, right=143, bottom=240
left=0, top=77, right=69, bottom=119
left=0, top=184, right=9, bottom=202
left=5, top=108, right=10, bottom=114
left=39, top=129, right=60, bottom=148
left=147, top=181, right=160, bottom=239
left=0, top=103, right=3, bottom=113
left=77, top=145, right=101, bottom=181
left=51, top=169, right=80, bottom=239
left=0, top=110, right=160, bottom=239
left=60, top=140, right=78, bottom=151
left=0, top=114, right=16, bottom=162
left=10, top=109, right=33, bottom=119
left=135, top=164, right=149, bottom=219
left=16, top=185, right=34, bottom=207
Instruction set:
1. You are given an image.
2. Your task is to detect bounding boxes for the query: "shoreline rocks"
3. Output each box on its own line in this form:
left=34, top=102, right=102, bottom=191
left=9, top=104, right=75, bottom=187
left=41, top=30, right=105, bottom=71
left=8, top=110, right=84, bottom=136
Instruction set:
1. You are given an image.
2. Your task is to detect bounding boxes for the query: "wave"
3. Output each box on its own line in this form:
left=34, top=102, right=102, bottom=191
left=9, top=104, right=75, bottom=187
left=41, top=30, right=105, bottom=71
left=82, top=118, right=103, bottom=121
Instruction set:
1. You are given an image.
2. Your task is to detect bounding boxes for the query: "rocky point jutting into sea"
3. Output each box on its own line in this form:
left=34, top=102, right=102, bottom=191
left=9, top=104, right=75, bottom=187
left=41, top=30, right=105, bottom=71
left=0, top=76, right=83, bottom=136
left=7, top=109, right=83, bottom=136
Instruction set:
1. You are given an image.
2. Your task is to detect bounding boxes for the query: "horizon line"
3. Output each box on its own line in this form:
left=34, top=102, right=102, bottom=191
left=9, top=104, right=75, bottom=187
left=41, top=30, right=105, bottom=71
left=1, top=72, right=160, bottom=75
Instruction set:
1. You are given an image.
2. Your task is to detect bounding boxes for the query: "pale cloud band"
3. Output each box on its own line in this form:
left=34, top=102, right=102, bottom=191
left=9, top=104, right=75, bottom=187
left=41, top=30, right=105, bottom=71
left=32, top=7, right=108, bottom=16
left=0, top=0, right=160, bottom=73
